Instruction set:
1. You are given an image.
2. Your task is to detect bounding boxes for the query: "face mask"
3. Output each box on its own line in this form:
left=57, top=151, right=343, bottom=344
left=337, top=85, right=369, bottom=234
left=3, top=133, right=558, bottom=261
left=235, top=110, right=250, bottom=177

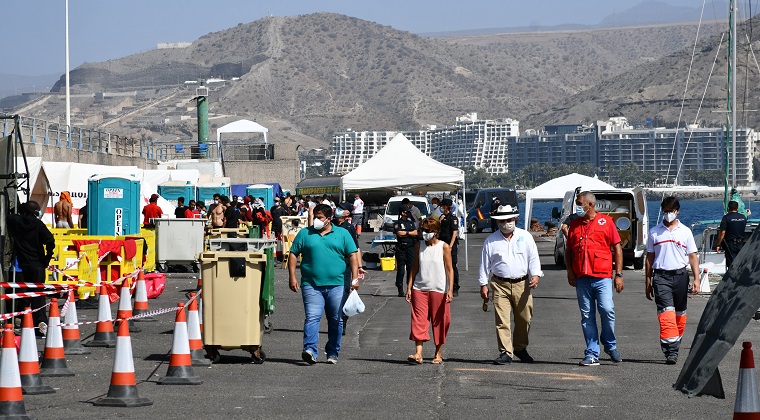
left=422, top=232, right=435, bottom=241
left=664, top=212, right=677, bottom=223
left=313, top=218, right=325, bottom=230
left=35, top=210, right=42, bottom=219
left=499, top=221, right=515, bottom=233
left=575, top=205, right=586, bottom=217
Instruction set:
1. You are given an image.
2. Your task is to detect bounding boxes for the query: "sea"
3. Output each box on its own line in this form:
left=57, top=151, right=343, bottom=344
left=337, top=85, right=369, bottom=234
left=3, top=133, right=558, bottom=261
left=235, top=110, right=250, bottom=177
left=520, top=199, right=756, bottom=235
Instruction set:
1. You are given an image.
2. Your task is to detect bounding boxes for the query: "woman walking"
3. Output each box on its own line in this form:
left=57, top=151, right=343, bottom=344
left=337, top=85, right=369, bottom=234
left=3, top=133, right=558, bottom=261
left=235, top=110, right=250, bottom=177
left=406, top=218, right=454, bottom=364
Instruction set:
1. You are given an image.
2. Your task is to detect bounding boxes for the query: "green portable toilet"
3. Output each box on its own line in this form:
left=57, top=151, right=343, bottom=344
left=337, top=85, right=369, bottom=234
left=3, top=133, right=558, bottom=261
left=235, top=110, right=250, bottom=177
left=197, top=183, right=230, bottom=207
left=158, top=180, right=196, bottom=206
left=87, top=174, right=141, bottom=236
left=246, top=184, right=274, bottom=210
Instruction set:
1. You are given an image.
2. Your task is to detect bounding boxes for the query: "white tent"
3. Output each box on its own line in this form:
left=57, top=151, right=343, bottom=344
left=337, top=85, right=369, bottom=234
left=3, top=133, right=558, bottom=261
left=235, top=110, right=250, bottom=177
left=340, top=134, right=470, bottom=269
left=523, top=173, right=615, bottom=230
left=216, top=119, right=268, bottom=146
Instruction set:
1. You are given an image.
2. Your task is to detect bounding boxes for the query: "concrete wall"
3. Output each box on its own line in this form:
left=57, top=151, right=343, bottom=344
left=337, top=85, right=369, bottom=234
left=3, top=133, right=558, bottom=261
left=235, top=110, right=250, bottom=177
left=223, top=142, right=301, bottom=191
left=23, top=141, right=156, bottom=168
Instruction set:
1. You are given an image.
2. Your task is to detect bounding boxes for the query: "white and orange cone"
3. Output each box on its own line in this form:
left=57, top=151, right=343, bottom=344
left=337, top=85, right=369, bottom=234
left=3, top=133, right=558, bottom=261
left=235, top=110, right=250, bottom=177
left=133, top=271, right=155, bottom=322
left=39, top=298, right=75, bottom=377
left=158, top=303, right=202, bottom=385
left=734, top=342, right=760, bottom=419
left=85, top=284, right=116, bottom=348
left=116, top=279, right=140, bottom=334
left=93, top=320, right=153, bottom=407
left=62, top=288, right=90, bottom=355
left=0, top=325, right=31, bottom=419
left=187, top=293, right=210, bottom=366
left=198, top=295, right=203, bottom=334
left=18, top=309, right=54, bottom=395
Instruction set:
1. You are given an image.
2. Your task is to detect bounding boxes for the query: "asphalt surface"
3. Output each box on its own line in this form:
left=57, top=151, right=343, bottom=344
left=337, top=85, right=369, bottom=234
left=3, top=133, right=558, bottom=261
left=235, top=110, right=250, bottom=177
left=19, top=232, right=760, bottom=419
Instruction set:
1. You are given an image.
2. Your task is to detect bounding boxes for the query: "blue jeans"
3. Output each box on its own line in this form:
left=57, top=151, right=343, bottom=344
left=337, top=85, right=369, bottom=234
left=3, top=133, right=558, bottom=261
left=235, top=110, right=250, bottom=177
left=575, top=276, right=617, bottom=358
left=302, top=284, right=344, bottom=360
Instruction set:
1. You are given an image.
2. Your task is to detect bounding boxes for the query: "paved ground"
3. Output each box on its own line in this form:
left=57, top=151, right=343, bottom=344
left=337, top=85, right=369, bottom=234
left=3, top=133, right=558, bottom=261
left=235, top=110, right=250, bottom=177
left=20, top=232, right=760, bottom=419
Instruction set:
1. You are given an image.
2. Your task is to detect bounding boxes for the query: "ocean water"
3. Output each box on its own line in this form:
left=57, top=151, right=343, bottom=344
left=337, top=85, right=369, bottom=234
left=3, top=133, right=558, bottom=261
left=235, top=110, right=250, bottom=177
left=521, top=199, right=755, bottom=235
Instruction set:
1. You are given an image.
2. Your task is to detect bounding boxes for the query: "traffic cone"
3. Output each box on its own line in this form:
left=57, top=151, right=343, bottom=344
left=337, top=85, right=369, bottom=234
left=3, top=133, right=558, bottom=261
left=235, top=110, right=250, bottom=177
left=187, top=293, right=210, bottom=366
left=62, top=288, right=91, bottom=355
left=85, top=284, right=116, bottom=348
left=116, top=279, right=140, bottom=334
left=734, top=342, right=760, bottom=419
left=158, top=303, right=202, bottom=385
left=93, top=320, right=153, bottom=407
left=39, top=298, right=75, bottom=377
left=18, top=309, right=54, bottom=394
left=0, top=325, right=31, bottom=419
left=133, top=271, right=155, bottom=322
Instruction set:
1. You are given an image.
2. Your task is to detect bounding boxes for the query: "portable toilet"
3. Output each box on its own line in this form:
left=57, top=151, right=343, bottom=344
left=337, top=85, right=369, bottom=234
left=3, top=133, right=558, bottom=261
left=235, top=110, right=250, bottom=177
left=87, top=174, right=141, bottom=236
left=246, top=184, right=274, bottom=210
left=158, top=180, right=196, bottom=206
left=197, top=183, right=230, bottom=206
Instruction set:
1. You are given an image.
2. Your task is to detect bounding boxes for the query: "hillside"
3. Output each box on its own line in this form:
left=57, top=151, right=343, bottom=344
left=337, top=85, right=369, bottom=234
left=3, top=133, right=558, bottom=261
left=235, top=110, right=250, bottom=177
left=10, top=13, right=727, bottom=146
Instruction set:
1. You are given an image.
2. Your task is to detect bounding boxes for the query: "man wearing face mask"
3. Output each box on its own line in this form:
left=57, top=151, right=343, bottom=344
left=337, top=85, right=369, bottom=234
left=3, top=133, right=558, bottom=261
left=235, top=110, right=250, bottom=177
left=288, top=204, right=359, bottom=365
left=478, top=205, right=542, bottom=365
left=394, top=207, right=419, bottom=297
left=437, top=199, right=460, bottom=297
left=645, top=196, right=700, bottom=365
left=565, top=191, right=624, bottom=366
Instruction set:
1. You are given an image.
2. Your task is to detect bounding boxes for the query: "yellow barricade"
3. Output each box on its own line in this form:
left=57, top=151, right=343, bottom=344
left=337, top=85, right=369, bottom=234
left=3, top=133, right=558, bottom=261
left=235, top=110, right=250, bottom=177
left=76, top=244, right=99, bottom=299
left=131, top=228, right=156, bottom=272
left=207, top=227, right=249, bottom=239
left=48, top=234, right=144, bottom=285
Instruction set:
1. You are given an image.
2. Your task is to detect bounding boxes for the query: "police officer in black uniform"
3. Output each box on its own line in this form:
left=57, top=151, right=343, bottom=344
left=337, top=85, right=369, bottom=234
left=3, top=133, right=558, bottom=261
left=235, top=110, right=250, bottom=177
left=394, top=207, right=418, bottom=297
left=438, top=198, right=460, bottom=296
left=715, top=200, right=747, bottom=270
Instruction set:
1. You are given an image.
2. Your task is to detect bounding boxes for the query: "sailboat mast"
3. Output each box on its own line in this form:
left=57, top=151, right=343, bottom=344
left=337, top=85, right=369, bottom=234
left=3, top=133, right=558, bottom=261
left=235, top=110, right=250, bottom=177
left=731, top=0, right=737, bottom=188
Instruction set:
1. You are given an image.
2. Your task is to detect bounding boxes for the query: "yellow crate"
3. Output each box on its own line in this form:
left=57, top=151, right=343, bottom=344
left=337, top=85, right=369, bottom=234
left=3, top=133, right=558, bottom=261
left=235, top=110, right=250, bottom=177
left=207, top=227, right=249, bottom=239
left=380, top=257, right=396, bottom=271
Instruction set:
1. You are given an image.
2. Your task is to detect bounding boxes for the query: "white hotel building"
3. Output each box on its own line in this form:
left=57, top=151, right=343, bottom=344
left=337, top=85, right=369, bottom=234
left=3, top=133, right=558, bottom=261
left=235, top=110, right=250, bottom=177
left=330, top=113, right=519, bottom=175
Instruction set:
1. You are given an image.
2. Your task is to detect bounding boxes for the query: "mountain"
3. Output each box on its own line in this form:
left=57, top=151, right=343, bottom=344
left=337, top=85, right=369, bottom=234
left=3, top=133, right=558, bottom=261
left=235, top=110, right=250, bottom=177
left=598, top=1, right=728, bottom=28
left=8, top=13, right=726, bottom=147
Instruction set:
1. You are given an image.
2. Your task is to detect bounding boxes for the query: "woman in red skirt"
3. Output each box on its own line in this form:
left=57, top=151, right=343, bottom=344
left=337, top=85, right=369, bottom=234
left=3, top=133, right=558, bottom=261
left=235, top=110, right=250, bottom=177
left=405, top=218, right=454, bottom=364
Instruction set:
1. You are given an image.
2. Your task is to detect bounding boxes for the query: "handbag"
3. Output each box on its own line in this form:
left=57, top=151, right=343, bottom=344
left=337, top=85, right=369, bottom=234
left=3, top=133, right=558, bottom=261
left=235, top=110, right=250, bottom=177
left=342, top=289, right=365, bottom=317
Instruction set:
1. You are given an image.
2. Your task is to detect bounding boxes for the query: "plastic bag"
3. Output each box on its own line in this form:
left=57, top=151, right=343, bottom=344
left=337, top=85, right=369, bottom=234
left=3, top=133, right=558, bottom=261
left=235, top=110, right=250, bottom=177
left=144, top=272, right=167, bottom=299
left=342, top=289, right=365, bottom=317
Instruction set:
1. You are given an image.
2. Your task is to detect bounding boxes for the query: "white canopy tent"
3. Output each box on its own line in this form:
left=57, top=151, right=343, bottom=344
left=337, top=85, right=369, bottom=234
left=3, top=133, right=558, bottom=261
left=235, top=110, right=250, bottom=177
left=340, top=133, right=470, bottom=269
left=216, top=119, right=268, bottom=147
left=523, top=173, right=615, bottom=230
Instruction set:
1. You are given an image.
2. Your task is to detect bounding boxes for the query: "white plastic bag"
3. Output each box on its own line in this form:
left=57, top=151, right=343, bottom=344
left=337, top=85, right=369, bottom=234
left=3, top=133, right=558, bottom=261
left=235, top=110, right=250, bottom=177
left=342, top=289, right=365, bottom=317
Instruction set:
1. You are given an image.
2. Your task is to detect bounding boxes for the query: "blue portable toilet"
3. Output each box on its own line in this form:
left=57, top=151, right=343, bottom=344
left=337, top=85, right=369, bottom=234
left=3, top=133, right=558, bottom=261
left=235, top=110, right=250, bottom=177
left=158, top=180, right=196, bottom=207
left=246, top=184, right=274, bottom=210
left=87, top=174, right=141, bottom=236
left=197, top=183, right=230, bottom=206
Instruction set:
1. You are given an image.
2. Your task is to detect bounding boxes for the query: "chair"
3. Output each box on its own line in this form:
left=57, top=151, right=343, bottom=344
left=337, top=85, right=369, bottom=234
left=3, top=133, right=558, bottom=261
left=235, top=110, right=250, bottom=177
left=281, top=233, right=298, bottom=269
left=174, top=144, right=184, bottom=154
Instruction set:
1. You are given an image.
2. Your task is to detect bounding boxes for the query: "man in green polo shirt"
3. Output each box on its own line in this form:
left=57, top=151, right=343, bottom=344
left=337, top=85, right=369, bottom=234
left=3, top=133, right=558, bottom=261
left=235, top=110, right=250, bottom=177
left=289, top=204, right=359, bottom=364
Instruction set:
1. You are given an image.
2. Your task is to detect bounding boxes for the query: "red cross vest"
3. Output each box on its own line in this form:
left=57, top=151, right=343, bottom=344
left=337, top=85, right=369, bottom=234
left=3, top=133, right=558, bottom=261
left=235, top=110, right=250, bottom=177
left=567, top=213, right=619, bottom=278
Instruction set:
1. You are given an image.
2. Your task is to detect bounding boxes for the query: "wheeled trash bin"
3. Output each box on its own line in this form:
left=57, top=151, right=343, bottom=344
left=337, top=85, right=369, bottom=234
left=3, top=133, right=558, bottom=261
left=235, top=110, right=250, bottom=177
left=199, top=251, right=269, bottom=363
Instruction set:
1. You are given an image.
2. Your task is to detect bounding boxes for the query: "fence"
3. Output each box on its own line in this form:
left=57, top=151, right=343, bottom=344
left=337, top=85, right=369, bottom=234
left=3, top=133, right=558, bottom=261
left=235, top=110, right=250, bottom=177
left=154, top=141, right=274, bottom=162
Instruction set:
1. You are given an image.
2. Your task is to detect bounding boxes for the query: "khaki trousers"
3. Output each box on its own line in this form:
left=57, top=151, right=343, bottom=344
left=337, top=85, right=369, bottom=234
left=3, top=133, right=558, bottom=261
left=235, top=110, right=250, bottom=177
left=491, top=277, right=533, bottom=357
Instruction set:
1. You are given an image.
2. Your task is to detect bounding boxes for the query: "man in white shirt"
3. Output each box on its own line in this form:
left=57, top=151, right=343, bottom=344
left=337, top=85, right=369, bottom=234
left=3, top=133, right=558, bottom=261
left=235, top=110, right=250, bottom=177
left=401, top=198, right=422, bottom=229
left=645, top=196, right=700, bottom=365
left=478, top=205, right=542, bottom=365
left=352, top=194, right=364, bottom=234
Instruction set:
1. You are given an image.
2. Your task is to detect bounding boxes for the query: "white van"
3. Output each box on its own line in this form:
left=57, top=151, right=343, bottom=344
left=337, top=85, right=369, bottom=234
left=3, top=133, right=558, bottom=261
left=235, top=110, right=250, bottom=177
left=552, top=187, right=648, bottom=269
left=383, top=196, right=431, bottom=230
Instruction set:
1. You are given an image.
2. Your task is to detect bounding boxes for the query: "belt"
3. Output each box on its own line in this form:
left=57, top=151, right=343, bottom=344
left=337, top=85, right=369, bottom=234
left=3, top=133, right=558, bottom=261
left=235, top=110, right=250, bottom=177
left=653, top=268, right=686, bottom=276
left=727, top=238, right=744, bottom=243
left=493, top=274, right=528, bottom=283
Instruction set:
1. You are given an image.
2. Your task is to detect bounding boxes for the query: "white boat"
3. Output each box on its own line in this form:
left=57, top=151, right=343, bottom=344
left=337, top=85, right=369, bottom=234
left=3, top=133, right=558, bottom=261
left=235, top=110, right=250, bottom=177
left=693, top=219, right=758, bottom=276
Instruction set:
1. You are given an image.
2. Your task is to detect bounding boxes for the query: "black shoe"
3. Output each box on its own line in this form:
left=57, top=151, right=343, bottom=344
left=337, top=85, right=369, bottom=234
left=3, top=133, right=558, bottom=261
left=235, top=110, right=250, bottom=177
left=301, top=350, right=317, bottom=365
left=494, top=352, right=512, bottom=365
left=665, top=354, right=678, bottom=365
left=514, top=349, right=534, bottom=363
left=397, top=287, right=405, bottom=297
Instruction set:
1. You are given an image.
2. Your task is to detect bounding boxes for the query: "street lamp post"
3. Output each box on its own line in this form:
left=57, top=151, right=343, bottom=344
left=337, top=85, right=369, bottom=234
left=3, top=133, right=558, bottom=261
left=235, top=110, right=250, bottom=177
left=65, top=0, right=71, bottom=144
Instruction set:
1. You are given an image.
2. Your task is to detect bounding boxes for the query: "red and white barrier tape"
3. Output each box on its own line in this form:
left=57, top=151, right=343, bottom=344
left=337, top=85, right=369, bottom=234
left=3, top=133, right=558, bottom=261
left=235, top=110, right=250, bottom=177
left=0, top=289, right=65, bottom=301
left=0, top=301, right=53, bottom=322
left=58, top=291, right=201, bottom=327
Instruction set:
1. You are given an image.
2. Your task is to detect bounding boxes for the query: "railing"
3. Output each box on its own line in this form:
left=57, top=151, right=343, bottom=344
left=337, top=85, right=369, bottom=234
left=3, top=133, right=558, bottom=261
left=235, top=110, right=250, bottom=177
left=154, top=141, right=218, bottom=161
left=0, top=116, right=155, bottom=159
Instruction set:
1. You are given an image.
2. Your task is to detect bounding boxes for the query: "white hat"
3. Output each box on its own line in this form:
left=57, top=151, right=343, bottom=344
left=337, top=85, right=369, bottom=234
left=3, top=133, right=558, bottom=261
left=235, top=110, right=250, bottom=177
left=491, top=205, right=519, bottom=220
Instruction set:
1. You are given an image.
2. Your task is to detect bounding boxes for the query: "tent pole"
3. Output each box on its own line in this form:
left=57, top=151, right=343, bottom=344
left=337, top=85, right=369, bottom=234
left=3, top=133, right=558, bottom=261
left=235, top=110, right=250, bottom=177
left=462, top=176, right=468, bottom=271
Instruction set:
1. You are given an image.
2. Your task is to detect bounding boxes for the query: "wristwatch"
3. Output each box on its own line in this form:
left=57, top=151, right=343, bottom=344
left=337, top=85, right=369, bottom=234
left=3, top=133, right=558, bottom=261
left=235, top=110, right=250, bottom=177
left=614, top=273, right=623, bottom=278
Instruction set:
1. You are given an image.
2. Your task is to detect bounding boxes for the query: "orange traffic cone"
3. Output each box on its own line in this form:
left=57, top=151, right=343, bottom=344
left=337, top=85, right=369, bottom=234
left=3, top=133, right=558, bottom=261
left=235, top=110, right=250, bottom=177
left=18, top=309, right=54, bottom=394
left=734, top=342, right=760, bottom=419
left=133, top=271, right=155, bottom=322
left=39, top=298, right=74, bottom=377
left=0, top=325, right=31, bottom=419
left=158, top=303, right=202, bottom=385
left=62, top=288, right=90, bottom=355
left=85, top=285, right=116, bottom=348
left=187, top=293, right=210, bottom=366
left=93, top=320, right=153, bottom=407
left=116, top=279, right=140, bottom=334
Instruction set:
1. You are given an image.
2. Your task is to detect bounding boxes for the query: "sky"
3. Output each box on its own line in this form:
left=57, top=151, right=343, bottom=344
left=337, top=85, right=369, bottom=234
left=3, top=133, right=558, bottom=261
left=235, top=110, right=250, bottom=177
left=4, top=0, right=702, bottom=77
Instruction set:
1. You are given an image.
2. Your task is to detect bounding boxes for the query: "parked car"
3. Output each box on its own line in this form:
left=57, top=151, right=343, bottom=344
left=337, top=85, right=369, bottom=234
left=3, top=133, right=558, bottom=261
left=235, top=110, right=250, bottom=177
left=383, top=196, right=431, bottom=230
left=466, top=188, right=518, bottom=233
left=552, top=187, right=648, bottom=269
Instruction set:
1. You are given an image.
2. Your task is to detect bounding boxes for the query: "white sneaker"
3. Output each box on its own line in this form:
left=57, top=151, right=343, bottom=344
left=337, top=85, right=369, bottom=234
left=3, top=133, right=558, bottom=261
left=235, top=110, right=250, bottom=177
left=326, top=357, right=338, bottom=364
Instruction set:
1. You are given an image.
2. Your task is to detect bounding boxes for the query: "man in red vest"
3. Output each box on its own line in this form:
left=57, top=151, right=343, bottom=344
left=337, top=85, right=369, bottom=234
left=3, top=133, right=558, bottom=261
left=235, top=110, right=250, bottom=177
left=565, top=191, right=624, bottom=366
